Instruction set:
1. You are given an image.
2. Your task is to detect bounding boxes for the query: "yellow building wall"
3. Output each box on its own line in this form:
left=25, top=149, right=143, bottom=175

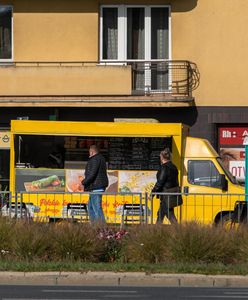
left=0, top=65, right=131, bottom=96
left=8, top=0, right=99, bottom=61
left=1, top=0, right=247, bottom=105
left=172, top=0, right=248, bottom=106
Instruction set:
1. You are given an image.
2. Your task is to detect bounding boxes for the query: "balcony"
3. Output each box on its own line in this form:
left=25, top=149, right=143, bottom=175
left=0, top=60, right=199, bottom=107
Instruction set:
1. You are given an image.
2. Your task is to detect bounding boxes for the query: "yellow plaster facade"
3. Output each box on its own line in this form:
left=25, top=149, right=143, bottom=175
left=0, top=65, right=131, bottom=96
left=0, top=0, right=247, bottom=105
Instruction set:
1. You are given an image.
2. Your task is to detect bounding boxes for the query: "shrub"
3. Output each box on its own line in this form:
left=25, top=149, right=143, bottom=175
left=169, top=222, right=239, bottom=264
left=97, top=227, right=128, bottom=262
left=51, top=223, right=101, bottom=261
left=11, top=221, right=51, bottom=261
left=0, top=217, right=14, bottom=258
left=1, top=217, right=246, bottom=266
left=234, top=225, right=248, bottom=263
left=123, top=225, right=172, bottom=264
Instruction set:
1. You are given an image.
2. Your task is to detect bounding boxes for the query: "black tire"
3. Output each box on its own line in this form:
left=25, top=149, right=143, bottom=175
left=217, top=213, right=238, bottom=229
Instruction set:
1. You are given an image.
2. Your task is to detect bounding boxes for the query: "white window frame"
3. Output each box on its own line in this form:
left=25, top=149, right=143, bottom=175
left=0, top=5, right=14, bottom=63
left=100, top=5, right=171, bottom=63
left=100, top=5, right=171, bottom=92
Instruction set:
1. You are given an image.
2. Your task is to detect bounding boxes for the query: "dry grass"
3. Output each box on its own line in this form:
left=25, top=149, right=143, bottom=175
left=0, top=217, right=14, bottom=258
left=123, top=225, right=172, bottom=264
left=50, top=223, right=102, bottom=261
left=169, top=222, right=239, bottom=264
left=11, top=221, right=50, bottom=261
left=0, top=218, right=246, bottom=266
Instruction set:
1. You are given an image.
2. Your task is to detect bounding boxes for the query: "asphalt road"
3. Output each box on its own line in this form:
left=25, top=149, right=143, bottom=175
left=1, top=286, right=248, bottom=300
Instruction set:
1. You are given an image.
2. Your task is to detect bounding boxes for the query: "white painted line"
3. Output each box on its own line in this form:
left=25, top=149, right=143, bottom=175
left=190, top=296, right=248, bottom=299
left=103, top=295, right=147, bottom=298
left=43, top=289, right=137, bottom=293
left=225, top=292, right=248, bottom=295
left=3, top=299, right=98, bottom=300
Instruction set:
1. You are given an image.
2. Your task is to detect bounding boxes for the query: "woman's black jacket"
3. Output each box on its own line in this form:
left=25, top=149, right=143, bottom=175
left=152, top=161, right=182, bottom=208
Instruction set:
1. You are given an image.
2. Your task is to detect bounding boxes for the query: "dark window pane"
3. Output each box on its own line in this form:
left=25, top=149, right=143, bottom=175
left=102, top=8, right=118, bottom=59
left=151, top=7, right=169, bottom=59
left=188, top=160, right=221, bottom=188
left=127, top=8, right=144, bottom=59
left=151, top=8, right=169, bottom=91
left=0, top=6, right=12, bottom=59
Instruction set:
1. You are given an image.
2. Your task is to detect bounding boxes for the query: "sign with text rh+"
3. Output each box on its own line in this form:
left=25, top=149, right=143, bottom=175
left=219, top=127, right=248, bottom=145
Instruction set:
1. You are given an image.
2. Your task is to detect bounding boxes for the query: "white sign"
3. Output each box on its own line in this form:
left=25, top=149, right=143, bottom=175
left=229, top=160, right=245, bottom=180
left=0, top=131, right=10, bottom=149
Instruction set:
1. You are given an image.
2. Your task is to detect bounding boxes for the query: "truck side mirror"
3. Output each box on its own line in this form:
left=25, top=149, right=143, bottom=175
left=220, top=174, right=228, bottom=191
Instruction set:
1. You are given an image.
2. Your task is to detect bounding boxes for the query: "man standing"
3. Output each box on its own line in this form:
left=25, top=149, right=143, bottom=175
left=82, top=145, right=108, bottom=223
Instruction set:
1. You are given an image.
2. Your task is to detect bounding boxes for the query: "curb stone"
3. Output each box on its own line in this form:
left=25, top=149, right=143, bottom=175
left=0, top=272, right=248, bottom=287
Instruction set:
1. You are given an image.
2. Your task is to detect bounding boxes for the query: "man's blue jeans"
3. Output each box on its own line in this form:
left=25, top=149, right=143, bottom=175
left=88, top=190, right=105, bottom=223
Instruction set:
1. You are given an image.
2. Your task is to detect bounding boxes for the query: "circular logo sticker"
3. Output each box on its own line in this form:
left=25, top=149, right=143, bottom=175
left=2, top=135, right=10, bottom=143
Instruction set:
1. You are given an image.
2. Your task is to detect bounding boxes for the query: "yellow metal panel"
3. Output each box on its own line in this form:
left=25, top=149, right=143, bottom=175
left=10, top=132, right=15, bottom=192
left=184, top=137, right=219, bottom=158
left=172, top=135, right=183, bottom=178
left=11, top=120, right=183, bottom=138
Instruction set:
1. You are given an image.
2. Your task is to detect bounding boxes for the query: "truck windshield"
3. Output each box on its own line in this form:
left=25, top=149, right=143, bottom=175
left=217, top=158, right=237, bottom=184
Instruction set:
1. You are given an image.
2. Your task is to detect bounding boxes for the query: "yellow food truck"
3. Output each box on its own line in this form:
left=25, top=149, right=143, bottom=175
left=6, top=120, right=245, bottom=225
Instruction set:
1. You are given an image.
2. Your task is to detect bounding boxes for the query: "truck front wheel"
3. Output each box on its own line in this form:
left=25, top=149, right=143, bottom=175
left=216, top=213, right=237, bottom=229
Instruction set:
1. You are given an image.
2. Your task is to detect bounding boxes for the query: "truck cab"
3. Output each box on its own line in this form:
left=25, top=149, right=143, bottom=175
left=180, top=137, right=245, bottom=224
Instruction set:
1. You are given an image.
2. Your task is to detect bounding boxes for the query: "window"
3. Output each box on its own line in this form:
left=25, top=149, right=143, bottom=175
left=188, top=160, right=222, bottom=188
left=0, top=6, right=12, bottom=61
left=100, top=5, right=170, bottom=92
left=100, top=5, right=170, bottom=61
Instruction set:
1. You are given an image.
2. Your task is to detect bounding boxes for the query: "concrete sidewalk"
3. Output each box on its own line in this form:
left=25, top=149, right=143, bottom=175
left=0, top=271, right=248, bottom=287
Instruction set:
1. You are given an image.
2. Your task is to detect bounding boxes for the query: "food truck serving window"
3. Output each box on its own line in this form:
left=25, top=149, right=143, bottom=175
left=14, top=135, right=172, bottom=171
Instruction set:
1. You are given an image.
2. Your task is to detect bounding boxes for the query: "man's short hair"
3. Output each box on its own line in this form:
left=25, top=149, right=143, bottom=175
left=89, top=144, right=99, bottom=153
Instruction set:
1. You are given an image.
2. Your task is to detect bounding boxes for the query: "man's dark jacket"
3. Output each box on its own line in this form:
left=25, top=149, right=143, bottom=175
left=82, top=153, right=108, bottom=191
left=152, top=161, right=182, bottom=208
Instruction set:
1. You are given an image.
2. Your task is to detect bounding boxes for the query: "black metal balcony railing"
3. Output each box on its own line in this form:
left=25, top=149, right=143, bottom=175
left=128, top=60, right=199, bottom=97
left=2, top=60, right=199, bottom=98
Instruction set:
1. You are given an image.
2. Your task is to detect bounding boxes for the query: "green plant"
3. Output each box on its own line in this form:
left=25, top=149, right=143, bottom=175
left=0, top=217, right=14, bottom=258
left=12, top=221, right=51, bottom=261
left=169, top=222, right=239, bottom=264
left=51, top=223, right=101, bottom=261
left=97, top=228, right=128, bottom=262
left=124, top=225, right=171, bottom=264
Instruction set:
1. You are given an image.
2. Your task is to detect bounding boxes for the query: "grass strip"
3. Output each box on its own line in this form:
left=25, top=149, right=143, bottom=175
left=0, top=261, right=248, bottom=275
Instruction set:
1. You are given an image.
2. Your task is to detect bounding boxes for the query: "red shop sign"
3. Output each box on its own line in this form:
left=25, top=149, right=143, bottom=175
left=219, top=127, right=248, bottom=145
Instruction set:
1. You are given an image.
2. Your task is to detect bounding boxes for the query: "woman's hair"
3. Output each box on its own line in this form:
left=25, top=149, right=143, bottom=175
left=160, top=148, right=171, bottom=161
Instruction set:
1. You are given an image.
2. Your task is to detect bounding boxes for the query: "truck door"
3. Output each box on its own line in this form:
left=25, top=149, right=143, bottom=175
left=181, top=159, right=229, bottom=224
